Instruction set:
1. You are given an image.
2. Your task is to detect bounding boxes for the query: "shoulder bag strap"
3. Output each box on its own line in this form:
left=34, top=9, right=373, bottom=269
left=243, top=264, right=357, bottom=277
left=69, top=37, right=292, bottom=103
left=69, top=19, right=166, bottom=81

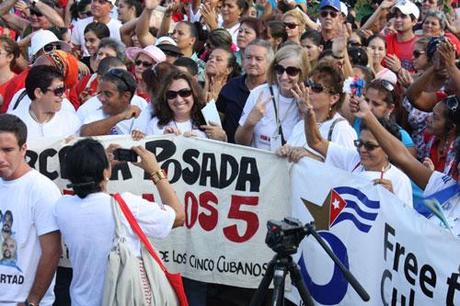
left=268, top=86, right=286, bottom=145
left=113, top=193, right=168, bottom=272
left=327, top=118, right=345, bottom=141
left=12, top=90, right=28, bottom=111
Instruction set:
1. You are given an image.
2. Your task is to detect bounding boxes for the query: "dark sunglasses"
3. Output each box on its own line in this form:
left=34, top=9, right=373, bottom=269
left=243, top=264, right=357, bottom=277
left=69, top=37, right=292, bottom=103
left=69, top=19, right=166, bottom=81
left=354, top=139, right=380, bottom=151
left=274, top=64, right=301, bottom=77
left=320, top=10, right=338, bottom=18
left=135, top=60, right=153, bottom=68
left=305, top=79, right=326, bottom=94
left=166, top=88, right=193, bottom=100
left=43, top=43, right=62, bottom=53
left=413, top=50, right=425, bottom=59
left=108, top=68, right=134, bottom=92
left=30, top=9, right=43, bottom=17
left=284, top=22, right=298, bottom=29
left=445, top=95, right=459, bottom=112
left=45, top=86, right=66, bottom=97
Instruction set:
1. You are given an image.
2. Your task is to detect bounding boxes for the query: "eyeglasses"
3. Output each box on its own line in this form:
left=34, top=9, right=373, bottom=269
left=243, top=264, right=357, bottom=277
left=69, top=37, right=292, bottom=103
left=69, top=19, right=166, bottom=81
left=320, top=10, right=339, bottom=18
left=45, top=86, right=66, bottom=97
left=135, top=60, right=153, bottom=68
left=413, top=50, right=425, bottom=59
left=43, top=43, right=62, bottom=53
left=445, top=95, right=459, bottom=112
left=108, top=68, right=134, bottom=92
left=274, top=64, right=301, bottom=77
left=166, top=88, right=193, bottom=100
left=305, top=79, right=327, bottom=94
left=284, top=22, right=298, bottom=29
left=354, top=139, right=380, bottom=151
left=30, top=9, right=43, bottom=17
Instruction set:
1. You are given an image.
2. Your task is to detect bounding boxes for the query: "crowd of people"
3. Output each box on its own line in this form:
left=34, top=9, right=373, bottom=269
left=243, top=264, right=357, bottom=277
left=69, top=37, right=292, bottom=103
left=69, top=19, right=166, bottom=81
left=0, top=0, right=460, bottom=303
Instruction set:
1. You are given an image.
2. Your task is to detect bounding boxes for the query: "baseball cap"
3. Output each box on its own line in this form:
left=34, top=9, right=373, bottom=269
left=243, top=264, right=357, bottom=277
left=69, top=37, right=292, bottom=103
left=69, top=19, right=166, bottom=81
left=319, top=0, right=341, bottom=11
left=392, top=0, right=420, bottom=20
left=340, top=1, right=348, bottom=16
left=30, top=29, right=71, bottom=58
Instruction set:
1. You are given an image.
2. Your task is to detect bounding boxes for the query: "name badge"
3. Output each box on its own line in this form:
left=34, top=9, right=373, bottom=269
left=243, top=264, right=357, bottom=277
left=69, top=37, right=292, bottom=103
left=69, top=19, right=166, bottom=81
left=270, top=134, right=282, bottom=152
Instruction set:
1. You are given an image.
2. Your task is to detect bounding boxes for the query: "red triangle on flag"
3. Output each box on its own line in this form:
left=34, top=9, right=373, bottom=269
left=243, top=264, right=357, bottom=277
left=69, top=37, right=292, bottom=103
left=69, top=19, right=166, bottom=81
left=329, top=190, right=347, bottom=226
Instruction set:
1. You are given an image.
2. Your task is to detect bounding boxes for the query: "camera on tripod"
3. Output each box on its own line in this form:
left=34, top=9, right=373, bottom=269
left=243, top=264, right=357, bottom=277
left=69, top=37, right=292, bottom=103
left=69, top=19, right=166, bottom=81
left=266, top=217, right=309, bottom=256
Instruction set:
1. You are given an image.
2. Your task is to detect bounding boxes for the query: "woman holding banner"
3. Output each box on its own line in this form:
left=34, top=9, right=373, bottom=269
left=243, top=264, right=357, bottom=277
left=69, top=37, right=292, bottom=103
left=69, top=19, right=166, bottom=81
left=350, top=95, right=460, bottom=236
left=279, top=82, right=413, bottom=207
left=54, top=138, right=185, bottom=305
left=235, top=44, right=309, bottom=152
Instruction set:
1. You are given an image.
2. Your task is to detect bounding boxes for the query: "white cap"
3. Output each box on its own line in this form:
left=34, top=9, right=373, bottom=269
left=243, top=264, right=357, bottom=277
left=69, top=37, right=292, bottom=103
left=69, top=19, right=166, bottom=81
left=30, top=29, right=71, bottom=58
left=155, top=36, right=177, bottom=46
left=392, top=0, right=420, bottom=20
left=340, top=2, right=348, bottom=16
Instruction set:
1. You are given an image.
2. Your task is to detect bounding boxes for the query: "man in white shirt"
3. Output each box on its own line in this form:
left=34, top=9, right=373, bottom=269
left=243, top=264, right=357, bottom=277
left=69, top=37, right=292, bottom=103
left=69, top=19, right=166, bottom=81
left=80, top=69, right=151, bottom=136
left=71, top=0, right=122, bottom=56
left=0, top=114, right=61, bottom=306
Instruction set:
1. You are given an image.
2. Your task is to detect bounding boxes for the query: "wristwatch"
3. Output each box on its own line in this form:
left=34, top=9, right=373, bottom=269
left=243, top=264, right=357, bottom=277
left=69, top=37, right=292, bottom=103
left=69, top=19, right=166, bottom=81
left=24, top=299, right=37, bottom=306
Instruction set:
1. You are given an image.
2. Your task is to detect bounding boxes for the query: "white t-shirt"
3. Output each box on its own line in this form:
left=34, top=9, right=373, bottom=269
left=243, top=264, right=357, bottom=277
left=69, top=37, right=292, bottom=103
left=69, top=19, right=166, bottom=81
left=7, top=89, right=75, bottom=114
left=424, top=171, right=460, bottom=237
left=53, top=192, right=176, bottom=306
left=71, top=17, right=122, bottom=56
left=10, top=106, right=81, bottom=141
left=239, top=84, right=301, bottom=151
left=287, top=113, right=357, bottom=150
left=0, top=170, right=61, bottom=306
left=80, top=96, right=152, bottom=135
left=326, top=142, right=413, bottom=206
left=145, top=117, right=207, bottom=138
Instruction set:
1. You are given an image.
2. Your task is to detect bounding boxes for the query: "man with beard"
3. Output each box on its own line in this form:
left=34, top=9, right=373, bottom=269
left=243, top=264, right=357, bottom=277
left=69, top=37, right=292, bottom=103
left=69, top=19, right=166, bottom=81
left=1, top=210, right=13, bottom=240
left=216, top=39, right=274, bottom=143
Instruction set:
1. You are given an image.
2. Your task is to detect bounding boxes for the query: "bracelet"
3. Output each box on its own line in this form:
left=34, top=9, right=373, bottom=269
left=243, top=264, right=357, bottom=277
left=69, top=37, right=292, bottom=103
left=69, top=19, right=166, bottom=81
left=150, top=169, right=167, bottom=185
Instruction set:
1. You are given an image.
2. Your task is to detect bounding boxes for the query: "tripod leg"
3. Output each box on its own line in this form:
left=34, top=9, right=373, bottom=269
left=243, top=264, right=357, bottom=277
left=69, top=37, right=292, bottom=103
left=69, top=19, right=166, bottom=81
left=272, top=265, right=287, bottom=306
left=287, top=260, right=315, bottom=306
left=250, top=257, right=276, bottom=306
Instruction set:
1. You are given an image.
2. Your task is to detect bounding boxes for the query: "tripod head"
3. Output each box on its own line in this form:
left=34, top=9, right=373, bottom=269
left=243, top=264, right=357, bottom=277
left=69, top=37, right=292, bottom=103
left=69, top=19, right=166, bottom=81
left=265, top=217, right=310, bottom=257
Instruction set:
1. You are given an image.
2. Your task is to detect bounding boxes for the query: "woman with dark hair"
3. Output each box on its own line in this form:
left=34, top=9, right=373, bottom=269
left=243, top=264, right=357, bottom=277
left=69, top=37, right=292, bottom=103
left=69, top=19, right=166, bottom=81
left=146, top=70, right=227, bottom=141
left=203, top=47, right=241, bottom=102
left=54, top=138, right=185, bottom=305
left=198, top=28, right=233, bottom=62
left=300, top=29, right=323, bottom=68
left=0, top=36, right=19, bottom=106
left=367, top=34, right=397, bottom=85
left=350, top=95, right=460, bottom=235
left=235, top=16, right=265, bottom=64
left=82, top=22, right=110, bottom=73
left=142, top=62, right=178, bottom=103
left=266, top=20, right=287, bottom=53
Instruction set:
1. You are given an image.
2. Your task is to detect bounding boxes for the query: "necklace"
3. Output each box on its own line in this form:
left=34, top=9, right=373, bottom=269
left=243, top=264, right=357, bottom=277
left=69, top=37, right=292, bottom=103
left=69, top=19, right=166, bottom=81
left=29, top=107, right=54, bottom=124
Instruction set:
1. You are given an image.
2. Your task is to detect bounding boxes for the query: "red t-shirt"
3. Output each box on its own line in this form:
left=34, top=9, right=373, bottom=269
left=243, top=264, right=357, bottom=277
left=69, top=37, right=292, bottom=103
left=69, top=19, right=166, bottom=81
left=68, top=74, right=99, bottom=110
left=1, top=69, right=28, bottom=113
left=385, top=34, right=417, bottom=72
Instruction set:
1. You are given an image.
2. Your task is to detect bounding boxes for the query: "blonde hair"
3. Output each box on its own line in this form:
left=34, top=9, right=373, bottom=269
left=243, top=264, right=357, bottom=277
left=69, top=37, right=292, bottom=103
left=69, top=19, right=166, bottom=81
left=282, top=9, right=306, bottom=28
left=266, top=44, right=310, bottom=85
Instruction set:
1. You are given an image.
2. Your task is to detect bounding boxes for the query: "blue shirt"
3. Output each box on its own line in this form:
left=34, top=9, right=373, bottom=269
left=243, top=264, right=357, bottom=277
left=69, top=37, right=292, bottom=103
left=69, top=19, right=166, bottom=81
left=353, top=117, right=415, bottom=148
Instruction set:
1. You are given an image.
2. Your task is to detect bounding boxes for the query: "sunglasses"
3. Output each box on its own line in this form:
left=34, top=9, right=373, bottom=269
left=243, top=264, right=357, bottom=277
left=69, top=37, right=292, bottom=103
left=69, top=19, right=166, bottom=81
left=413, top=50, right=425, bottom=59
left=320, top=10, right=338, bottom=18
left=166, top=88, right=193, bottom=100
left=108, top=69, right=134, bottom=92
left=354, top=139, right=380, bottom=151
left=274, top=64, right=301, bottom=77
left=43, top=43, right=62, bottom=53
left=445, top=95, right=459, bottom=112
left=30, top=9, right=43, bottom=17
left=45, top=86, right=66, bottom=97
left=284, top=22, right=298, bottom=29
left=305, top=79, right=327, bottom=94
left=135, top=60, right=153, bottom=68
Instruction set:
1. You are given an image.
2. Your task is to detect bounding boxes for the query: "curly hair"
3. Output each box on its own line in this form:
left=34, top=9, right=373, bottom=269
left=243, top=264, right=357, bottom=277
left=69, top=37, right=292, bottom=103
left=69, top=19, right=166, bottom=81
left=155, top=71, right=205, bottom=128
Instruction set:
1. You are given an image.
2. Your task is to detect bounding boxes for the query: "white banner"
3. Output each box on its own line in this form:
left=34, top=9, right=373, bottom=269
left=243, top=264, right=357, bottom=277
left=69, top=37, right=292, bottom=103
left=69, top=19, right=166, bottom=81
left=28, top=135, right=291, bottom=288
left=287, top=158, right=460, bottom=305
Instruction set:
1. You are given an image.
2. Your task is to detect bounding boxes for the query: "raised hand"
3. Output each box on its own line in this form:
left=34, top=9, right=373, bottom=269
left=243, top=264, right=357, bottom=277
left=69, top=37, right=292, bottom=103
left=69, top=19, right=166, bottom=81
left=246, top=91, right=270, bottom=126
left=349, top=94, right=370, bottom=118
left=384, top=54, right=402, bottom=73
left=131, top=145, right=161, bottom=173
left=144, top=0, right=160, bottom=10
left=291, top=82, right=312, bottom=116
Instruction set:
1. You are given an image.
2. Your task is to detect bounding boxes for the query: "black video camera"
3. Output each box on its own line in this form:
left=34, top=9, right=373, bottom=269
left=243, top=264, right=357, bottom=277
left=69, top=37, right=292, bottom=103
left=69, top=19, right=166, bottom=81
left=266, top=218, right=308, bottom=256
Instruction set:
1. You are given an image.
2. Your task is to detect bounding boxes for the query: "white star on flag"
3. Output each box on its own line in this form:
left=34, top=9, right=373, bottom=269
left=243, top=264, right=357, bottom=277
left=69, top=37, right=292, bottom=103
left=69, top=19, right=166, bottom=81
left=332, top=199, right=341, bottom=209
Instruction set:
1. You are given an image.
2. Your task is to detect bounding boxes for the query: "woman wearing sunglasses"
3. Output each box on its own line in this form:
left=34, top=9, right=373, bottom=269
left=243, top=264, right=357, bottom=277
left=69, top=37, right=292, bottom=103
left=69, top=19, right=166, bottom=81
left=282, top=9, right=306, bottom=45
left=281, top=85, right=413, bottom=206
left=9, top=65, right=81, bottom=141
left=235, top=44, right=309, bottom=151
left=125, top=45, right=166, bottom=100
left=350, top=95, right=460, bottom=235
left=286, top=62, right=356, bottom=150
left=146, top=70, right=227, bottom=141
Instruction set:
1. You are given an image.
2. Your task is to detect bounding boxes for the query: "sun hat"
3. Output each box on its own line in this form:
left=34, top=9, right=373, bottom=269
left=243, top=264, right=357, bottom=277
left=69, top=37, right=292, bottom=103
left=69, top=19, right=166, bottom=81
left=30, top=29, right=71, bottom=58
left=125, top=45, right=166, bottom=64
